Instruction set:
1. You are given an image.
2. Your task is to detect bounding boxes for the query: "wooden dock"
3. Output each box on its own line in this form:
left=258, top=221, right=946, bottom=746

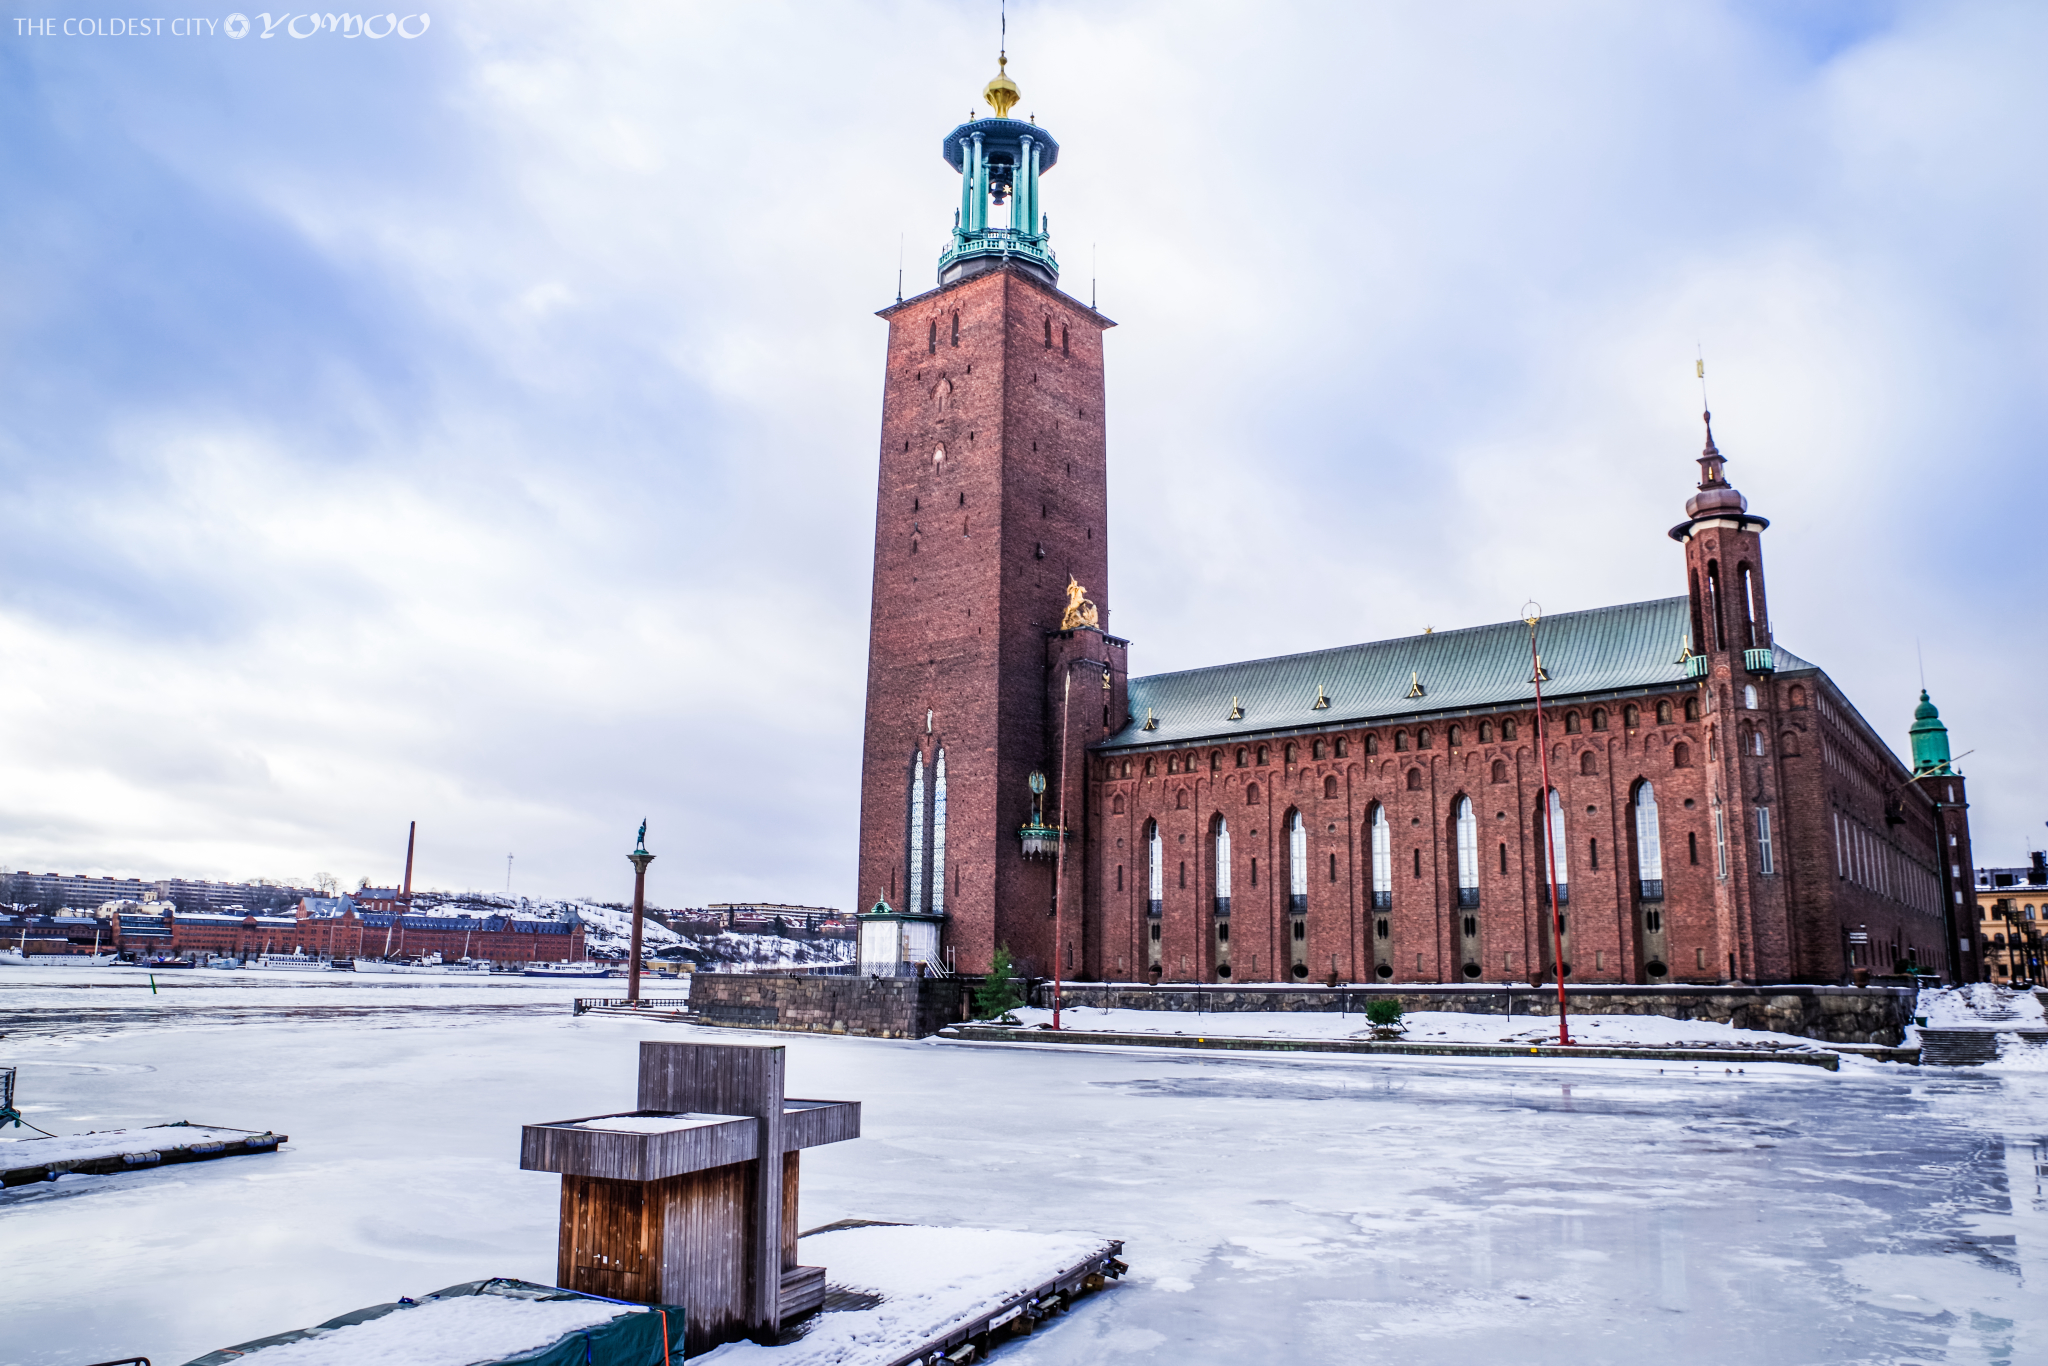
left=1, top=1121, right=285, bottom=1187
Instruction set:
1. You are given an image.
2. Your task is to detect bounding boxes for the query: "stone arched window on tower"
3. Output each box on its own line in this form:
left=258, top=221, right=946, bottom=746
left=1257, top=745, right=1269, bottom=765
left=1744, top=684, right=1759, bottom=710
left=1288, top=810, right=1308, bottom=915
left=1591, top=709, right=1608, bottom=732
left=1705, top=559, right=1727, bottom=651
left=1146, top=820, right=1163, bottom=919
left=1739, top=561, right=1764, bottom=648
left=1579, top=750, right=1598, bottom=777
left=1673, top=741, right=1692, bottom=768
left=1323, top=774, right=1340, bottom=799
left=1657, top=700, right=1673, bottom=724
left=1236, top=747, right=1248, bottom=767
left=1246, top=783, right=1260, bottom=805
left=1448, top=724, right=1463, bottom=747
left=933, top=444, right=946, bottom=474
left=1455, top=796, right=1480, bottom=909
left=1491, top=758, right=1508, bottom=784
left=1365, top=734, right=1380, bottom=755
left=1406, top=767, right=1423, bottom=791
left=1537, top=788, right=1571, bottom=908
left=1624, top=704, right=1640, bottom=729
left=930, top=748, right=947, bottom=915
left=906, top=749, right=927, bottom=915
left=1634, top=780, right=1663, bottom=902
left=1112, top=794, right=1125, bottom=814
left=1369, top=803, right=1393, bottom=909
left=1564, top=712, right=1581, bottom=735
left=1501, top=718, right=1518, bottom=741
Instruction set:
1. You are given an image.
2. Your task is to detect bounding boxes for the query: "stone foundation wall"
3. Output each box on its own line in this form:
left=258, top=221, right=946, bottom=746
left=1034, top=982, right=1915, bottom=1045
left=686, top=974, right=973, bottom=1039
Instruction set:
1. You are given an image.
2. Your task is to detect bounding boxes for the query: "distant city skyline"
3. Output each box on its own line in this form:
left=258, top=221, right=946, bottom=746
left=2, top=1, right=2042, bottom=906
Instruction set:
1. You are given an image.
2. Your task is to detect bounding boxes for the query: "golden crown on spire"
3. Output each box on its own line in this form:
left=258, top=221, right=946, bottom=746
left=984, top=53, right=1020, bottom=119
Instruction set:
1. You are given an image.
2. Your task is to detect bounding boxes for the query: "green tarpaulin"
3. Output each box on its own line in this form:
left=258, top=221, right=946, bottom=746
left=178, top=1277, right=682, bottom=1366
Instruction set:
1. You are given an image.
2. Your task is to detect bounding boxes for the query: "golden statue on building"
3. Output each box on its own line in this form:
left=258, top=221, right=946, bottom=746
left=1060, top=575, right=1099, bottom=631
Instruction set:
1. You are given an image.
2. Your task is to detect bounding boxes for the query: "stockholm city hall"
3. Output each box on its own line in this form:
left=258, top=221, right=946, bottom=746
left=853, top=56, right=1979, bottom=989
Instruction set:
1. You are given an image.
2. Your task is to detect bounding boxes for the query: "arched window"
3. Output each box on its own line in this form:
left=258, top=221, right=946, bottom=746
left=1213, top=817, right=1232, bottom=915
left=1591, top=709, right=1608, bottom=732
left=1312, top=739, right=1326, bottom=760
left=1406, top=767, right=1423, bottom=791
left=1044, top=317, right=1053, bottom=349
left=1147, top=820, right=1163, bottom=916
left=1256, top=745, right=1269, bottom=765
left=1744, top=684, right=1759, bottom=710
left=1564, top=712, right=1581, bottom=735
left=1634, top=782, right=1663, bottom=900
left=1455, top=796, right=1479, bottom=907
left=1246, top=783, right=1260, bottom=805
left=1491, top=758, right=1508, bottom=784
left=1673, top=741, right=1692, bottom=768
left=1369, top=804, right=1392, bottom=908
left=1394, top=732, right=1409, bottom=752
left=1417, top=728, right=1433, bottom=749
left=931, top=749, right=947, bottom=915
left=1579, top=750, right=1597, bottom=777
left=1122, top=760, right=1132, bottom=779
left=1062, top=325, right=1070, bottom=356
left=1501, top=719, right=1517, bottom=741
left=1684, top=697, right=1700, bottom=722
left=1144, top=757, right=1155, bottom=776
left=1656, top=700, right=1673, bottom=724
left=1334, top=737, right=1349, bottom=758
left=1176, top=789, right=1188, bottom=810
left=1623, top=704, right=1640, bottom=729
left=1236, top=747, right=1248, bottom=767
left=1288, top=810, right=1308, bottom=914
left=951, top=311, right=959, bottom=346
left=1789, top=685, right=1808, bottom=709
left=1365, top=734, right=1380, bottom=755
left=1448, top=724, right=1463, bottom=747
left=1479, top=721, right=1494, bottom=743
left=1285, top=742, right=1299, bottom=764
left=1752, top=730, right=1765, bottom=756
left=1112, top=794, right=1126, bottom=814
left=1324, top=774, right=1340, bottom=799
left=928, top=320, right=937, bottom=354
left=907, top=750, right=927, bottom=914
left=1210, top=751, right=1222, bottom=773
left=1538, top=788, right=1571, bottom=904
left=1167, top=756, right=1178, bottom=774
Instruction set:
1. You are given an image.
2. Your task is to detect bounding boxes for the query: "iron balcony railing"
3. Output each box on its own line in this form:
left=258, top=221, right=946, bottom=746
left=1371, top=890, right=1393, bottom=911
left=1744, top=647, right=1776, bottom=674
left=1457, top=887, right=1480, bottom=910
left=1288, top=894, right=1308, bottom=915
left=1638, top=878, right=1666, bottom=902
left=1213, top=896, right=1231, bottom=919
left=1538, top=884, right=1572, bottom=908
left=1147, top=898, right=1163, bottom=919
left=939, top=227, right=1058, bottom=275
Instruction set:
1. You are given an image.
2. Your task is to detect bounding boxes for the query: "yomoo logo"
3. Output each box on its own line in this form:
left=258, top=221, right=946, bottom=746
left=226, top=13, right=433, bottom=39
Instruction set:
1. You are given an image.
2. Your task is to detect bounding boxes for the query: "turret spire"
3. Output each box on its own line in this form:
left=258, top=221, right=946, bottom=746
left=1684, top=407, right=1747, bottom=519
left=1909, top=689, right=1953, bottom=774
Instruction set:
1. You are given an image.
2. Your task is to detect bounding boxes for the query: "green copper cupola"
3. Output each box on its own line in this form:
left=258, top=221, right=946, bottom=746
left=938, top=53, right=1060, bottom=288
left=1909, top=689, right=1952, bottom=774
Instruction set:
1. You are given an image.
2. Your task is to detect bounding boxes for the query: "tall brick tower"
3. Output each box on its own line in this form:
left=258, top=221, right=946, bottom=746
left=1669, top=411, right=1795, bottom=982
left=854, top=56, right=1126, bottom=978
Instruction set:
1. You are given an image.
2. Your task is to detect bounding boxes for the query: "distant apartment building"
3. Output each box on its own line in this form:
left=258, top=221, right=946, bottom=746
left=0, top=870, right=313, bottom=914
left=1975, top=855, right=2048, bottom=986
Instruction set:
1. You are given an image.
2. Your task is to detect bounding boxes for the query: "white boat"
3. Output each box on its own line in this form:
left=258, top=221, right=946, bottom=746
left=0, top=947, right=27, bottom=967
left=247, top=954, right=329, bottom=972
left=350, top=958, right=450, bottom=975
left=521, top=962, right=619, bottom=979
left=26, top=953, right=119, bottom=966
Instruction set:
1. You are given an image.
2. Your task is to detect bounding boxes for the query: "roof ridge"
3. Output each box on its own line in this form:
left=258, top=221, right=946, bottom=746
left=1129, top=595, right=1687, bottom=686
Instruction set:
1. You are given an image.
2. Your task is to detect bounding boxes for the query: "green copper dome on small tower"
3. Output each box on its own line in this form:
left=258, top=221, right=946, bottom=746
left=1908, top=689, right=1951, bottom=774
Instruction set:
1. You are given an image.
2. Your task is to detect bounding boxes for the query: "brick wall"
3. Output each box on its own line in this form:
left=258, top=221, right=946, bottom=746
left=685, top=974, right=974, bottom=1040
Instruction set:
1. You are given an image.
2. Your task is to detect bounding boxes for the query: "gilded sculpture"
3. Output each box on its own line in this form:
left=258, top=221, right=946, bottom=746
left=1060, top=575, right=1099, bottom=631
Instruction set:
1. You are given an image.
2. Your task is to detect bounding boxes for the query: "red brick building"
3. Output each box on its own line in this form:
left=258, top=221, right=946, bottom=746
left=855, top=63, right=1977, bottom=987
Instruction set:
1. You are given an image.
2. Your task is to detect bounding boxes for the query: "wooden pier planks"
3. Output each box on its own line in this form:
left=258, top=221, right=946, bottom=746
left=1, top=1121, right=285, bottom=1187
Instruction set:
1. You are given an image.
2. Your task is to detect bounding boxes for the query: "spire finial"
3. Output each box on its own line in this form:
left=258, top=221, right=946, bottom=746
left=984, top=0, right=1020, bottom=118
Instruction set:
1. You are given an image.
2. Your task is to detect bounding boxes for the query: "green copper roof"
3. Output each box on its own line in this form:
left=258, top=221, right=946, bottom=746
left=1102, top=596, right=1815, bottom=751
left=1909, top=688, right=1951, bottom=773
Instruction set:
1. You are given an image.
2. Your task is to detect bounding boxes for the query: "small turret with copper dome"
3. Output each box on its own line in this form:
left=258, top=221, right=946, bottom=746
left=937, top=44, right=1061, bottom=289
left=1671, top=407, right=1769, bottom=541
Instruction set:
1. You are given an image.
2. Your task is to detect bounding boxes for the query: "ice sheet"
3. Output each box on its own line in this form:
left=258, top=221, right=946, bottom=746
left=1004, top=1004, right=1835, bottom=1050
left=0, top=1124, right=262, bottom=1167
left=5, top=973, right=2047, bottom=1366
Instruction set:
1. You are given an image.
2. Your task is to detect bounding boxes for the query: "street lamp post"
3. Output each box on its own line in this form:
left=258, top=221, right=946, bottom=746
left=627, top=821, right=654, bottom=1006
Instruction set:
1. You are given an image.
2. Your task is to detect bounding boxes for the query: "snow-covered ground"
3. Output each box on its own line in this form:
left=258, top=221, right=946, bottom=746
left=4, top=970, right=2047, bottom=1366
left=1005, top=1005, right=1839, bottom=1053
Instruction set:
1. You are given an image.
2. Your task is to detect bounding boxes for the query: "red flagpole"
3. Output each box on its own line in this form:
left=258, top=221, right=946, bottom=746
left=1527, top=608, right=1573, bottom=1047
left=1051, top=668, right=1073, bottom=1031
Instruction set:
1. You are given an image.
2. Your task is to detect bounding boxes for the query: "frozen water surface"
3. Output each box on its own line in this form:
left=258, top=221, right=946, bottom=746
left=2, top=969, right=2046, bottom=1366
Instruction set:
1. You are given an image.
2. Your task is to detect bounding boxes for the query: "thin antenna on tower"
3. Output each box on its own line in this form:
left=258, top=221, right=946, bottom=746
left=505, top=853, right=513, bottom=895
left=1000, top=0, right=1006, bottom=57
left=896, top=233, right=904, bottom=303
left=1696, top=346, right=1710, bottom=410
left=1091, top=241, right=1097, bottom=310
left=1916, top=637, right=1926, bottom=689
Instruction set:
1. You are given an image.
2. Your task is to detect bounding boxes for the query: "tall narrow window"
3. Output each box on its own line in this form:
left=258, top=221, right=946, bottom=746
left=1061, top=325, right=1069, bottom=356
left=1538, top=789, right=1571, bottom=906
left=1706, top=559, right=1726, bottom=651
left=906, top=750, right=926, bottom=913
left=928, top=320, right=937, bottom=354
left=1634, top=782, right=1663, bottom=901
left=1214, top=818, right=1232, bottom=917
left=1757, top=808, right=1775, bottom=875
left=951, top=311, right=959, bottom=346
left=1147, top=821, right=1163, bottom=918
left=1455, top=796, right=1479, bottom=909
left=1288, top=811, right=1307, bottom=914
left=1714, top=806, right=1729, bottom=879
left=1370, top=804, right=1392, bottom=909
left=931, top=749, right=947, bottom=915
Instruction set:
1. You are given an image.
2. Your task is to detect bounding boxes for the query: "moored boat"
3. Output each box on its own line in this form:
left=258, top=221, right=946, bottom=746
left=521, top=962, right=619, bottom=979
left=247, top=954, right=329, bottom=972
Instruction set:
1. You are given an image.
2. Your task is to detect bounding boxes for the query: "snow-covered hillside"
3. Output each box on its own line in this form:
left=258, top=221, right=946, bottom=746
left=410, top=892, right=851, bottom=968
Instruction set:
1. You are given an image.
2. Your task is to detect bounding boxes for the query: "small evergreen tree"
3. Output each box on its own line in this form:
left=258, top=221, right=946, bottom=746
left=1363, top=997, right=1404, bottom=1031
left=974, top=945, right=1026, bottom=1020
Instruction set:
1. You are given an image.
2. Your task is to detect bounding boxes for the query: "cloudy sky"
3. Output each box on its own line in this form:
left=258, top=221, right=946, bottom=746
left=1, top=0, right=2041, bottom=907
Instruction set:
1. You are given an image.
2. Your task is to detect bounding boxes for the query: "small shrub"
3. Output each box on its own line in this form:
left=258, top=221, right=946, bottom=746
left=974, top=945, right=1026, bottom=1020
left=1363, top=998, right=1404, bottom=1028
